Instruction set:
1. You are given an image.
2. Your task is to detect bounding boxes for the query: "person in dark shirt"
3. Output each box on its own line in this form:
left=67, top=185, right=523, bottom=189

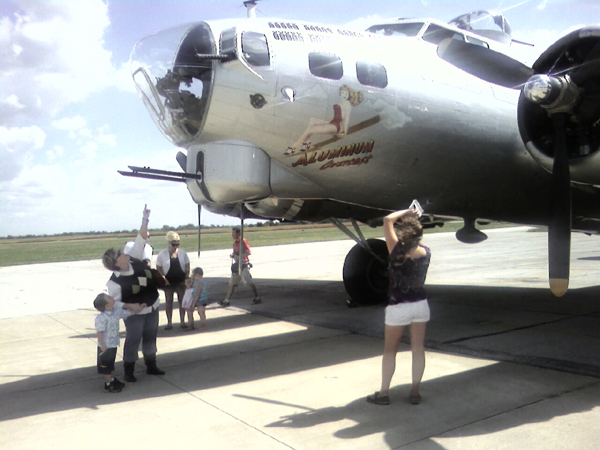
left=156, top=231, right=190, bottom=330
left=367, top=208, right=431, bottom=406
left=102, top=205, right=165, bottom=383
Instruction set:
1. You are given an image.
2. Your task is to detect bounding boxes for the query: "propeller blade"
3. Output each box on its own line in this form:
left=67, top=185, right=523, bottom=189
left=197, top=204, right=202, bottom=258
left=438, top=38, right=533, bottom=88
left=570, top=41, right=600, bottom=85
left=548, top=113, right=571, bottom=297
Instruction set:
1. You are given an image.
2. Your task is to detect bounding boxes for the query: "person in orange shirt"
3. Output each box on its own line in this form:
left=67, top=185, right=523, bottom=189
left=219, top=227, right=262, bottom=306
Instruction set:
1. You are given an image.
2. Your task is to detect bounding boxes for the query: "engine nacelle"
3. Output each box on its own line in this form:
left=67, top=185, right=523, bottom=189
left=186, top=140, right=271, bottom=204
left=185, top=140, right=332, bottom=220
left=517, top=26, right=600, bottom=187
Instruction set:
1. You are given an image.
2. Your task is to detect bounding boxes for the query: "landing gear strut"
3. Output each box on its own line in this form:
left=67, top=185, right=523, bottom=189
left=330, top=219, right=389, bottom=307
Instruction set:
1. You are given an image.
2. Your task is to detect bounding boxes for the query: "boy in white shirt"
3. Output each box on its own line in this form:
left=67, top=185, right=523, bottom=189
left=94, top=293, right=144, bottom=393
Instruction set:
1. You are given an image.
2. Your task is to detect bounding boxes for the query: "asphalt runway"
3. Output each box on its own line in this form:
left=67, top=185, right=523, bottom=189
left=1, top=227, right=599, bottom=449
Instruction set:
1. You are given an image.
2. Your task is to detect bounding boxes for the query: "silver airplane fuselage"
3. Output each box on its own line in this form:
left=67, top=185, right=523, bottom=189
left=131, top=17, right=599, bottom=232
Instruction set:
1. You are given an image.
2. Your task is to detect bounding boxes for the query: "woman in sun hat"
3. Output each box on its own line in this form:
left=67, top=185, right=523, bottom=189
left=156, top=230, right=190, bottom=330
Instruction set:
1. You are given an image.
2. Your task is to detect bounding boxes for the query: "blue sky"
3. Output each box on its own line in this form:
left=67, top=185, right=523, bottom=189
left=0, top=0, right=597, bottom=237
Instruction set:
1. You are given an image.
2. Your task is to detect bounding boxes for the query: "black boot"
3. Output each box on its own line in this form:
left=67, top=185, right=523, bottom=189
left=145, top=356, right=165, bottom=375
left=123, top=361, right=137, bottom=382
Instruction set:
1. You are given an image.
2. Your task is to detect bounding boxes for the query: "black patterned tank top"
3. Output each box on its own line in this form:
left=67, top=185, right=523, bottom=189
left=388, top=243, right=431, bottom=305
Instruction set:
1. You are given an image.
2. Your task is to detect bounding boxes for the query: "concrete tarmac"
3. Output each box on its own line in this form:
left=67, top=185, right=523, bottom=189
left=1, top=227, right=599, bottom=449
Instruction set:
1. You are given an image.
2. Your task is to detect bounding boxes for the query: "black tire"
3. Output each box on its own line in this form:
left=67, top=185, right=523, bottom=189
left=342, top=239, right=389, bottom=306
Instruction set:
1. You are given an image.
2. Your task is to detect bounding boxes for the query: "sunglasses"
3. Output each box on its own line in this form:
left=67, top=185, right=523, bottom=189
left=112, top=250, right=123, bottom=271
left=170, top=242, right=180, bottom=247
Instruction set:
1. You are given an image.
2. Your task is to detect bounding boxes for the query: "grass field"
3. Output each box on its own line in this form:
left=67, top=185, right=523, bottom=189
left=0, top=221, right=515, bottom=267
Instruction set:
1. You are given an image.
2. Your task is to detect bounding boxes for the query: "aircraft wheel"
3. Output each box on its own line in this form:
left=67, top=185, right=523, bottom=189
left=342, top=239, right=389, bottom=306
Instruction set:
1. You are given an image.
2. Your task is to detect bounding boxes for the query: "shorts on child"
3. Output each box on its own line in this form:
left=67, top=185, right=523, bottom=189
left=385, top=299, right=430, bottom=326
left=193, top=299, right=208, bottom=308
left=97, top=347, right=117, bottom=375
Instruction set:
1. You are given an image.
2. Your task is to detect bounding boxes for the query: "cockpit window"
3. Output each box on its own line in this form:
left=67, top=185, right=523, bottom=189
left=422, top=24, right=464, bottom=45
left=241, top=31, right=270, bottom=67
left=356, top=61, right=388, bottom=88
left=448, top=10, right=512, bottom=44
left=309, top=52, right=343, bottom=80
left=449, top=11, right=511, bottom=35
left=367, top=22, right=425, bottom=37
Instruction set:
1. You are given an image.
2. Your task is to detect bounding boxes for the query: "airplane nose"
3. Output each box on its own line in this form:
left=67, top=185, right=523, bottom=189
left=130, top=22, right=215, bottom=146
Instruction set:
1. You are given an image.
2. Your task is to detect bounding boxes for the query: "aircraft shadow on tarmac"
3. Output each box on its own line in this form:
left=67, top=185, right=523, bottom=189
left=249, top=361, right=599, bottom=447
left=1, top=278, right=599, bottom=447
left=2, top=327, right=599, bottom=448
left=424, top=284, right=600, bottom=378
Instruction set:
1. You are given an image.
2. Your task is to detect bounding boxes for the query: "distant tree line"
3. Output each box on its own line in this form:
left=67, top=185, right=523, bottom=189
left=0, top=220, right=292, bottom=240
left=160, top=220, right=280, bottom=232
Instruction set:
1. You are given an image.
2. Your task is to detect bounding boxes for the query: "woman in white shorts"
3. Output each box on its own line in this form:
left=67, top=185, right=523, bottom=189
left=367, top=208, right=431, bottom=406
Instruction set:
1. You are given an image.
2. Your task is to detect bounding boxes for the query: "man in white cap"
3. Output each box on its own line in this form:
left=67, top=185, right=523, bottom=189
left=101, top=205, right=165, bottom=382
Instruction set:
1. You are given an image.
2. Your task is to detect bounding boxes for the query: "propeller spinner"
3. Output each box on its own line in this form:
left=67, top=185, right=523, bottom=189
left=438, top=26, right=600, bottom=296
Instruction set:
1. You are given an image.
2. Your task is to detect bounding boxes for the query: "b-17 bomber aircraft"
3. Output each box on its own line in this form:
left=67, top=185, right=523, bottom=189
left=121, top=4, right=600, bottom=305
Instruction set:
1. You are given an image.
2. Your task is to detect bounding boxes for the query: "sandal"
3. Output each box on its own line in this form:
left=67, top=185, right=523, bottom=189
left=409, top=394, right=422, bottom=405
left=164, top=324, right=172, bottom=330
left=180, top=323, right=188, bottom=329
left=366, top=391, right=390, bottom=405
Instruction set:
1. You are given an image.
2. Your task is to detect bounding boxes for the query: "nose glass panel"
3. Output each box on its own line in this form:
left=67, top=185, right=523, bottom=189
left=131, top=22, right=215, bottom=146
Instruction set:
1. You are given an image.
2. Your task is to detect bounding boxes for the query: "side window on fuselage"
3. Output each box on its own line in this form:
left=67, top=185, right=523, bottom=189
left=356, top=61, right=388, bottom=88
left=309, top=52, right=343, bottom=80
left=220, top=28, right=237, bottom=63
left=241, top=31, right=270, bottom=67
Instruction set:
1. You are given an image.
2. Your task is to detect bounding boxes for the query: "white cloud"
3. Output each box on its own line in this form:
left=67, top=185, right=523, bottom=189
left=0, top=144, right=209, bottom=236
left=1, top=94, right=24, bottom=109
left=0, top=0, right=139, bottom=196
left=0, top=162, right=81, bottom=236
left=0, top=125, right=46, bottom=181
left=52, top=115, right=87, bottom=131
left=78, top=127, right=93, bottom=140
left=77, top=141, right=99, bottom=162
left=0, top=0, right=115, bottom=124
left=49, top=114, right=118, bottom=161
left=113, top=62, right=138, bottom=93
left=97, top=131, right=117, bottom=147
left=46, top=144, right=64, bottom=161
left=536, top=0, right=549, bottom=11
left=1, top=163, right=66, bottom=212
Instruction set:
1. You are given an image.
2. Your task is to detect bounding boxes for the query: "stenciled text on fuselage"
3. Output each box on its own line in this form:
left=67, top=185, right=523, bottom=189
left=291, top=140, right=375, bottom=170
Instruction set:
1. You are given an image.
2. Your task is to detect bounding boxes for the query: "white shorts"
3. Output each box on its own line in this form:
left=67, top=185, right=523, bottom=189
left=229, top=267, right=253, bottom=287
left=385, top=299, right=430, bottom=326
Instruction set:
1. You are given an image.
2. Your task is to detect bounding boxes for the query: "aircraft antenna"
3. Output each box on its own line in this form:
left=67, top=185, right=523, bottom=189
left=511, top=38, right=534, bottom=47
left=244, top=1, right=257, bottom=18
